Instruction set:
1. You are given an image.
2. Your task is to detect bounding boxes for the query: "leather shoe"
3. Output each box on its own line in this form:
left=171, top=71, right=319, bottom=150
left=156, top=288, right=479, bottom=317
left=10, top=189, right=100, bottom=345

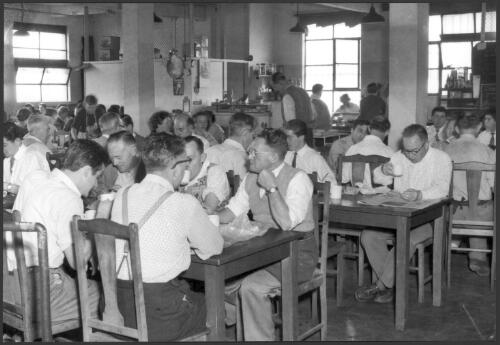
left=469, top=259, right=490, bottom=277
left=374, top=288, right=394, bottom=303
left=355, top=284, right=381, bottom=302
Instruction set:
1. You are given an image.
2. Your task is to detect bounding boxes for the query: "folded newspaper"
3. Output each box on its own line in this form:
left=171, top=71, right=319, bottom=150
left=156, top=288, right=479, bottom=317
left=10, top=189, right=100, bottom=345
left=357, top=192, right=437, bottom=208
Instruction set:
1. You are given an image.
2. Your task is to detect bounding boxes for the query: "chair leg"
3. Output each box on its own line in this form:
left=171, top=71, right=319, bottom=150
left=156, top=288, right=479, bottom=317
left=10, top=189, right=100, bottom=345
left=236, top=295, right=243, bottom=341
left=417, top=244, right=425, bottom=303
left=491, top=235, right=496, bottom=292
left=358, top=239, right=365, bottom=287
left=311, top=290, right=318, bottom=324
left=320, top=284, right=328, bottom=340
left=337, top=251, right=344, bottom=307
left=447, top=226, right=452, bottom=289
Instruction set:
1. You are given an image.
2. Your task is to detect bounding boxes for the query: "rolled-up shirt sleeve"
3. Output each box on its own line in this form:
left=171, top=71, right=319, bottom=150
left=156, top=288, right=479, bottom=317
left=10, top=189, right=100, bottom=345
left=421, top=154, right=452, bottom=200
left=204, top=165, right=230, bottom=203
left=282, top=94, right=296, bottom=122
left=286, top=171, right=314, bottom=229
left=226, top=175, right=250, bottom=218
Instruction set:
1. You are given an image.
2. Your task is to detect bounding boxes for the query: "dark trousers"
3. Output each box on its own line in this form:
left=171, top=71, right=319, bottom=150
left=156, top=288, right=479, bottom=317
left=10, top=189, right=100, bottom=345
left=117, top=278, right=206, bottom=341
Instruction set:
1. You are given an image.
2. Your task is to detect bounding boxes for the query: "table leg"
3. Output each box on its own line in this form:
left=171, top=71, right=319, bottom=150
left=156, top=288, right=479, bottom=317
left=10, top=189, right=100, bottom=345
left=432, top=206, right=446, bottom=306
left=395, top=216, right=410, bottom=331
left=204, top=265, right=226, bottom=341
left=282, top=239, right=298, bottom=341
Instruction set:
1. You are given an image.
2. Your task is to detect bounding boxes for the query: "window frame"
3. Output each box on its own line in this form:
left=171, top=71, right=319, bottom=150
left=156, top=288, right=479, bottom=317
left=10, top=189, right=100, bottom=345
left=13, top=22, right=71, bottom=103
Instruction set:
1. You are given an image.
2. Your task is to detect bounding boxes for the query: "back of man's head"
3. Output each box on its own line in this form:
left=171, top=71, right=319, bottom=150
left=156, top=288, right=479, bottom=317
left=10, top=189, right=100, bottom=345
left=63, top=139, right=108, bottom=174
left=431, top=106, right=447, bottom=116
left=370, top=116, right=391, bottom=134
left=285, top=119, right=308, bottom=138
left=27, top=114, right=49, bottom=134
left=99, top=112, right=121, bottom=135
left=352, top=119, right=370, bottom=131
left=402, top=124, right=428, bottom=142
left=257, top=129, right=288, bottom=160
left=108, top=104, right=121, bottom=114
left=108, top=130, right=136, bottom=147
left=456, top=113, right=481, bottom=133
left=58, top=106, right=70, bottom=118
left=184, top=135, right=205, bottom=154
left=84, top=94, right=98, bottom=106
left=3, top=122, right=27, bottom=142
left=229, top=112, right=255, bottom=137
left=312, top=84, right=323, bottom=94
left=366, top=83, right=378, bottom=95
left=142, top=132, right=185, bottom=173
left=16, top=107, right=31, bottom=123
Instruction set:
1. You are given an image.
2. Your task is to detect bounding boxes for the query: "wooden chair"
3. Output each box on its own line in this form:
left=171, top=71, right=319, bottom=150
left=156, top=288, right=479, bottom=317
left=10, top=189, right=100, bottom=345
left=46, top=151, right=65, bottom=170
left=3, top=210, right=79, bottom=341
left=331, top=154, right=390, bottom=286
left=447, top=161, right=496, bottom=290
left=71, top=216, right=208, bottom=341
left=226, top=170, right=241, bottom=197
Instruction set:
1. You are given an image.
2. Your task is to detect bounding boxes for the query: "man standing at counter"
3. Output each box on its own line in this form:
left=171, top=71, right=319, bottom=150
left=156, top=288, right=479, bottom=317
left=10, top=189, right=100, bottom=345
left=270, top=72, right=315, bottom=145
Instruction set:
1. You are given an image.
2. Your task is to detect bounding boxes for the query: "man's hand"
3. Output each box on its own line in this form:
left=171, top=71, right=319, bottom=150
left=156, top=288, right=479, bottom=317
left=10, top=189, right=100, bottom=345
left=381, top=162, right=396, bottom=176
left=257, top=169, right=277, bottom=192
left=401, top=188, right=422, bottom=201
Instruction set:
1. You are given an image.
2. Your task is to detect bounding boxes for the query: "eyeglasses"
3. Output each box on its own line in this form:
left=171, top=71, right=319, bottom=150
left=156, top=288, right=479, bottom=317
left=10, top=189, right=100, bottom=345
left=247, top=150, right=271, bottom=158
left=402, top=141, right=426, bottom=156
left=171, top=157, right=192, bottom=169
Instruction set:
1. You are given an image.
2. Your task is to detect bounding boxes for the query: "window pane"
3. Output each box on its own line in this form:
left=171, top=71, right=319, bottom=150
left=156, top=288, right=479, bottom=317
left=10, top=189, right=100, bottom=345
left=305, top=40, right=333, bottom=65
left=442, top=13, right=474, bottom=34
left=305, top=65, right=333, bottom=90
left=476, top=11, right=497, bottom=33
left=13, top=48, right=39, bottom=59
left=333, top=91, right=361, bottom=114
left=16, top=67, right=44, bottom=84
left=40, top=32, right=66, bottom=50
left=41, top=85, right=68, bottom=102
left=429, top=44, right=439, bottom=68
left=306, top=24, right=333, bottom=39
left=40, top=49, right=67, bottom=60
left=428, top=69, right=439, bottom=93
left=429, top=15, right=442, bottom=41
left=12, top=31, right=39, bottom=48
left=335, top=40, right=358, bottom=63
left=42, top=68, right=70, bottom=84
left=16, top=85, right=41, bottom=103
left=334, top=23, right=361, bottom=38
left=335, top=64, right=358, bottom=88
left=441, top=42, right=471, bottom=68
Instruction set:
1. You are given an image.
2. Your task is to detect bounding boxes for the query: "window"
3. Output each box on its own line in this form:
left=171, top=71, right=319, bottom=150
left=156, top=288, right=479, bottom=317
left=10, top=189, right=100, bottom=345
left=304, top=23, right=361, bottom=113
left=13, top=23, right=70, bottom=103
left=427, top=11, right=496, bottom=94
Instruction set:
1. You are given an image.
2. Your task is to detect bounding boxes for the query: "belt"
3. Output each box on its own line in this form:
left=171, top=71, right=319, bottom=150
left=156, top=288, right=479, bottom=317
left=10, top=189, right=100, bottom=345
left=452, top=199, right=490, bottom=207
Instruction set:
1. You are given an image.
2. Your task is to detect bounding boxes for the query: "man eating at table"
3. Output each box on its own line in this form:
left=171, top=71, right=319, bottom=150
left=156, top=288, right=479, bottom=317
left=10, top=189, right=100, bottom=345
left=356, top=124, right=452, bottom=303
left=218, top=128, right=315, bottom=341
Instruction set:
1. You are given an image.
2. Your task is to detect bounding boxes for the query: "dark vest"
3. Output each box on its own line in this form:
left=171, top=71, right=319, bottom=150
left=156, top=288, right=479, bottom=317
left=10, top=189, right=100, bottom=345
left=283, top=86, right=315, bottom=125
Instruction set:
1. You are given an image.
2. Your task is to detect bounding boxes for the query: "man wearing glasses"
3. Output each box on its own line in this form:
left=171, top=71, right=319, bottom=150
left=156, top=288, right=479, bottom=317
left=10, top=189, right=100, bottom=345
left=219, top=128, right=315, bottom=341
left=355, top=124, right=452, bottom=303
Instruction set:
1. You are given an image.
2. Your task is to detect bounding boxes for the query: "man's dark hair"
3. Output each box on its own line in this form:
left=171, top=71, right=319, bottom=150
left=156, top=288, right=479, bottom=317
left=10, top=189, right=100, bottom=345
left=84, top=94, right=98, bottom=106
left=108, top=130, right=136, bottom=146
left=148, top=111, right=172, bottom=133
left=175, top=113, right=195, bottom=127
left=3, top=122, right=27, bottom=142
left=16, top=107, right=31, bottom=122
left=402, top=124, right=429, bottom=142
left=229, top=112, right=255, bottom=136
left=108, top=104, right=121, bottom=114
left=431, top=106, right=447, bottom=116
left=58, top=106, right=70, bottom=117
left=366, top=82, right=378, bottom=94
left=193, top=111, right=211, bottom=130
left=184, top=135, right=204, bottom=153
left=351, top=119, right=370, bottom=130
left=285, top=119, right=308, bottom=138
left=456, top=113, right=481, bottom=131
left=482, top=106, right=496, bottom=121
left=257, top=128, right=288, bottom=159
left=271, top=72, right=287, bottom=83
left=121, top=114, right=134, bottom=128
left=62, top=139, right=108, bottom=174
left=142, top=132, right=185, bottom=173
left=24, top=104, right=35, bottom=112
left=370, top=115, right=391, bottom=132
left=312, top=84, right=323, bottom=94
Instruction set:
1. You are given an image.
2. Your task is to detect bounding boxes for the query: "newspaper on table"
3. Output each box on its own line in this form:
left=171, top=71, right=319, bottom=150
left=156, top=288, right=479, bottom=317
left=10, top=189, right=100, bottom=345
left=357, top=191, right=439, bottom=209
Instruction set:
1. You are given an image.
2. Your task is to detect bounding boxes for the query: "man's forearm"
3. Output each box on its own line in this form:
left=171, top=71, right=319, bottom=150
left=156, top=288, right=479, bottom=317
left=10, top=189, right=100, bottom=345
left=268, top=190, right=293, bottom=230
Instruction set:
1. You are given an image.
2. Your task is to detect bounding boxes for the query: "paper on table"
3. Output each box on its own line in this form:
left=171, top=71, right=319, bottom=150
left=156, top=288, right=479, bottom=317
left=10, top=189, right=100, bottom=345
left=357, top=192, right=432, bottom=208
left=355, top=182, right=391, bottom=195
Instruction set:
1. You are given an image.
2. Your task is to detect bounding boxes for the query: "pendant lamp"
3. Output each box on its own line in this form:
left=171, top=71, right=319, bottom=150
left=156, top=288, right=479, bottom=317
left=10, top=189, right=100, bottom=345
left=14, top=4, right=30, bottom=37
left=361, top=4, right=385, bottom=23
left=289, top=3, right=306, bottom=33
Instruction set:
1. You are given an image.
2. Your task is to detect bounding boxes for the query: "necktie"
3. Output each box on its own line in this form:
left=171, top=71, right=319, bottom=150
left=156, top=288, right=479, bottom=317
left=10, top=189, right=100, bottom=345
left=435, top=130, right=440, bottom=142
left=9, top=156, right=15, bottom=174
left=291, top=151, right=298, bottom=168
left=489, top=132, right=495, bottom=150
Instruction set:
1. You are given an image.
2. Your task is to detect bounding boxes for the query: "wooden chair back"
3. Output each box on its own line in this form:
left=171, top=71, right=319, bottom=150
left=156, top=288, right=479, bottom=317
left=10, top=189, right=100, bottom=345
left=226, top=170, right=241, bottom=196
left=2, top=210, right=52, bottom=342
left=338, top=154, right=390, bottom=185
left=46, top=152, right=65, bottom=171
left=71, top=216, right=148, bottom=341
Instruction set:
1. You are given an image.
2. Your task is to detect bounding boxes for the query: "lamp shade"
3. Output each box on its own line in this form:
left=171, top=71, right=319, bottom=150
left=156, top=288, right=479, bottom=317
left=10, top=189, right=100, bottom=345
left=290, top=20, right=306, bottom=33
left=14, top=28, right=30, bottom=36
left=361, top=5, right=385, bottom=23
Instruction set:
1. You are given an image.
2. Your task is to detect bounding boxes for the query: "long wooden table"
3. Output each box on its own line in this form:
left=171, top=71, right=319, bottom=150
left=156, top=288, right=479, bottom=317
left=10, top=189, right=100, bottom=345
left=330, top=194, right=450, bottom=331
left=182, top=229, right=304, bottom=341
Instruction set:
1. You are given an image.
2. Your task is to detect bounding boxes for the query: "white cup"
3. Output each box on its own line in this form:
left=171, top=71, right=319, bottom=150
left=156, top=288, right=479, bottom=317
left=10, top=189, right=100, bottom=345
left=393, top=163, right=403, bottom=176
left=330, top=185, right=343, bottom=200
left=208, top=214, right=220, bottom=227
left=84, top=210, right=97, bottom=220
left=99, top=193, right=116, bottom=202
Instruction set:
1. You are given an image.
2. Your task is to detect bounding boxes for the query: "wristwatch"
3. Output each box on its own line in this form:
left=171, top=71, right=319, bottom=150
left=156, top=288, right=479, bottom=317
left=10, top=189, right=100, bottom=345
left=267, top=186, right=278, bottom=194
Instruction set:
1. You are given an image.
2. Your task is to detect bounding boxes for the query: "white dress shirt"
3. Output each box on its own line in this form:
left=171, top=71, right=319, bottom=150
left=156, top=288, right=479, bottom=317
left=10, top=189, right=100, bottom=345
left=426, top=125, right=447, bottom=147
left=477, top=130, right=496, bottom=147
left=9, top=144, right=50, bottom=187
left=284, top=144, right=337, bottom=185
left=227, top=162, right=313, bottom=229
left=342, top=135, right=394, bottom=187
left=3, top=157, right=12, bottom=183
left=111, top=174, right=223, bottom=283
left=193, top=133, right=211, bottom=151
left=10, top=169, right=83, bottom=270
left=206, top=138, right=248, bottom=178
left=373, top=147, right=452, bottom=200
left=184, top=160, right=230, bottom=204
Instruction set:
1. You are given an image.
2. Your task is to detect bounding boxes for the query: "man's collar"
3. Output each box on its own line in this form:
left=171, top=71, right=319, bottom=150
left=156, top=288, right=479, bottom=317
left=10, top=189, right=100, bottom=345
left=296, top=144, right=310, bottom=156
left=363, top=134, right=384, bottom=143
left=13, top=144, right=27, bottom=160
left=142, top=173, right=175, bottom=191
left=186, top=160, right=210, bottom=187
left=52, top=169, right=81, bottom=196
left=458, top=133, right=477, bottom=141
left=271, top=162, right=285, bottom=176
left=225, top=138, right=245, bottom=151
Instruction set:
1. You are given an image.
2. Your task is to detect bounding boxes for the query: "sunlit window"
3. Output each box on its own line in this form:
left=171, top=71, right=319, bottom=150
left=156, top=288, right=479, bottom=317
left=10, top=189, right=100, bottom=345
left=13, top=22, right=69, bottom=102
left=304, top=23, right=361, bottom=113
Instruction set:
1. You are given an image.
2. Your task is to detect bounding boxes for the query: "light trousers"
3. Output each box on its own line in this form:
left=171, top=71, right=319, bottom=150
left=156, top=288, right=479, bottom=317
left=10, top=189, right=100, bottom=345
left=361, top=224, right=433, bottom=289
